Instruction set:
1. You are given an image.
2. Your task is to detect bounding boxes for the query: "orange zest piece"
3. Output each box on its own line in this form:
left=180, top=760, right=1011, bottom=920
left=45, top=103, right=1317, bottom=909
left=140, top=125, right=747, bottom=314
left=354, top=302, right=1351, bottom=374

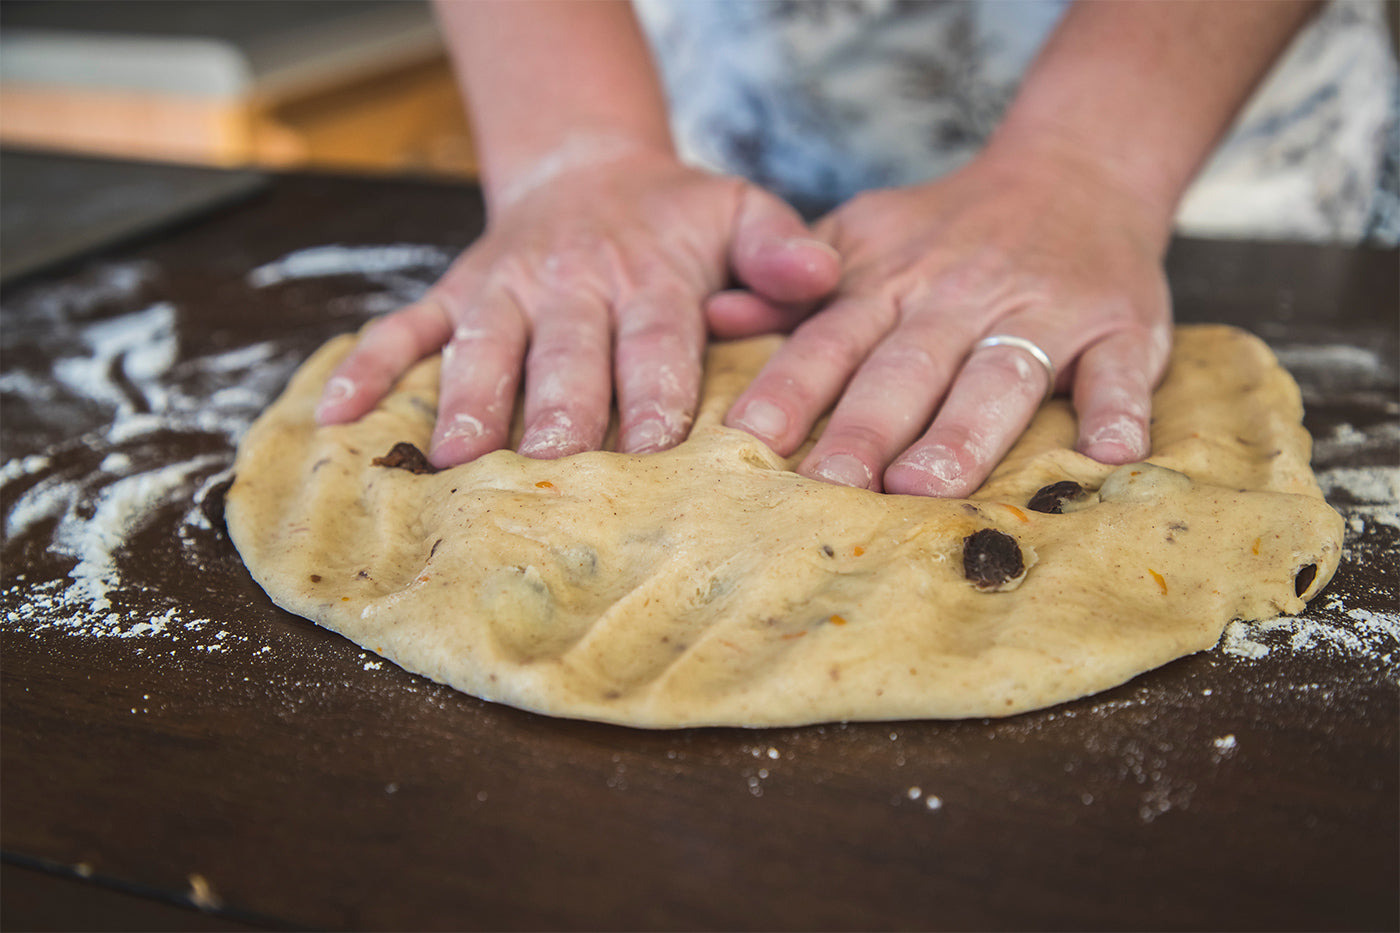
left=829, top=614, right=848, bottom=626
left=780, top=631, right=807, bottom=640
left=853, top=545, right=865, bottom=557
left=1004, top=505, right=1030, bottom=523
left=1148, top=569, right=1168, bottom=595
left=1251, top=537, right=1262, bottom=555
left=535, top=480, right=554, bottom=489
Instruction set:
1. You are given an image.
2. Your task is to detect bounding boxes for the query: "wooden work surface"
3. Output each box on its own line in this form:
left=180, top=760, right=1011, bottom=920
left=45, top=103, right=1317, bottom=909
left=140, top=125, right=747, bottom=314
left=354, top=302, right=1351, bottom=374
left=2, top=164, right=1397, bottom=931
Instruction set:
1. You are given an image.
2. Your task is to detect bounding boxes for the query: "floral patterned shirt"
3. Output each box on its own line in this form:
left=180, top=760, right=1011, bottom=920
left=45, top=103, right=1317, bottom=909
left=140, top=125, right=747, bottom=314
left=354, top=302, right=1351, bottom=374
left=635, top=0, right=1398, bottom=243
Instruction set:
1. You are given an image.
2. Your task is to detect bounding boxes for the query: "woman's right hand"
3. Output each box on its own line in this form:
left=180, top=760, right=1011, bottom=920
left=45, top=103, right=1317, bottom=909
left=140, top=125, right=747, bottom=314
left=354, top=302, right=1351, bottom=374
left=315, top=147, right=840, bottom=469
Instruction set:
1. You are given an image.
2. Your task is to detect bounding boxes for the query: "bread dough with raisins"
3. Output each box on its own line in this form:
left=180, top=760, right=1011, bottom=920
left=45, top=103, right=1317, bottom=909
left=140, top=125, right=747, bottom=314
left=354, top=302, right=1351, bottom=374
left=226, top=325, right=1343, bottom=727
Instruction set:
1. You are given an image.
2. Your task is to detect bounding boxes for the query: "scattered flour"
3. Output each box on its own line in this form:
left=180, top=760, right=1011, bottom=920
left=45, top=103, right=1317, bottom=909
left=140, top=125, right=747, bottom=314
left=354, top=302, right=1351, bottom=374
left=1316, top=464, right=1400, bottom=507
left=1221, top=455, right=1398, bottom=668
left=1222, top=607, right=1399, bottom=666
left=2, top=253, right=373, bottom=647
left=1312, top=420, right=1400, bottom=462
left=246, top=243, right=449, bottom=321
left=1272, top=343, right=1388, bottom=377
left=247, top=244, right=450, bottom=288
left=2, top=245, right=454, bottom=655
left=17, top=260, right=156, bottom=321
left=3, top=251, right=1397, bottom=826
left=51, top=302, right=178, bottom=416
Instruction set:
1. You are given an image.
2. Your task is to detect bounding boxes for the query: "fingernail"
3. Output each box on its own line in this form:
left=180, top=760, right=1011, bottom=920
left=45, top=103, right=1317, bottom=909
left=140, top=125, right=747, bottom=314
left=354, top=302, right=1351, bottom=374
left=733, top=400, right=788, bottom=441
left=624, top=417, right=675, bottom=454
left=788, top=237, right=840, bottom=262
left=811, top=453, right=873, bottom=489
left=892, top=444, right=963, bottom=493
left=520, top=411, right=585, bottom=459
left=441, top=412, right=486, bottom=442
left=316, top=376, right=356, bottom=421
left=1083, top=416, right=1147, bottom=463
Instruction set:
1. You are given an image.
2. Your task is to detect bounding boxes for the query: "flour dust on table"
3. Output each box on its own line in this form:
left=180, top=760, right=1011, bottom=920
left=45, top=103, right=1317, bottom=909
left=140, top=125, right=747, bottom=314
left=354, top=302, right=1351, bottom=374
left=1, top=246, right=454, bottom=652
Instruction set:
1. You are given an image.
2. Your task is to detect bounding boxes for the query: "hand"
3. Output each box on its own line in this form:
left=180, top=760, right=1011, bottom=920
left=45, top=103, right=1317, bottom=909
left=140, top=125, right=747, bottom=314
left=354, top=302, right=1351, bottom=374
left=719, top=145, right=1175, bottom=497
left=315, top=149, right=840, bottom=468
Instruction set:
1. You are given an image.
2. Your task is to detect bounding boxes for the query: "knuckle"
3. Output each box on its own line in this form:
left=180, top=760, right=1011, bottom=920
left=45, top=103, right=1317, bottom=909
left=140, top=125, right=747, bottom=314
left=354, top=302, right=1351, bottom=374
left=363, top=308, right=418, bottom=346
left=922, top=258, right=1004, bottom=310
left=872, top=341, right=944, bottom=386
left=793, top=325, right=867, bottom=376
left=544, top=314, right=610, bottom=350
left=820, top=420, right=898, bottom=462
left=618, top=318, right=698, bottom=361
left=525, top=341, right=587, bottom=386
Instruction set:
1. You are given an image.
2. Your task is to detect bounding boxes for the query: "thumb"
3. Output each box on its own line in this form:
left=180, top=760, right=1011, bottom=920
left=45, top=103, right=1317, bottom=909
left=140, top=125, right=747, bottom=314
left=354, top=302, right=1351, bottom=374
left=729, top=185, right=841, bottom=306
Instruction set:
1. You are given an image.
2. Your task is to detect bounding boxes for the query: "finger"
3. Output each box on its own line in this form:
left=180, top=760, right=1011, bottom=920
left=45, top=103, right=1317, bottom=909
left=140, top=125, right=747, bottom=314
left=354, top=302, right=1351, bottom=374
left=884, top=336, right=1058, bottom=498
left=796, top=317, right=971, bottom=490
left=517, top=299, right=614, bottom=459
left=729, top=186, right=842, bottom=305
left=704, top=289, right=814, bottom=339
left=614, top=286, right=706, bottom=454
left=725, top=296, right=894, bottom=456
left=1073, top=327, right=1169, bottom=464
left=316, top=298, right=453, bottom=425
left=428, top=297, right=529, bottom=468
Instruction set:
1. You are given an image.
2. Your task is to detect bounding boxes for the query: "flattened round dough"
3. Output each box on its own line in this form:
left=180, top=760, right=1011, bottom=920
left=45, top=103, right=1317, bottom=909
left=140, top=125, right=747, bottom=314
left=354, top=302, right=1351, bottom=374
left=227, top=326, right=1343, bottom=728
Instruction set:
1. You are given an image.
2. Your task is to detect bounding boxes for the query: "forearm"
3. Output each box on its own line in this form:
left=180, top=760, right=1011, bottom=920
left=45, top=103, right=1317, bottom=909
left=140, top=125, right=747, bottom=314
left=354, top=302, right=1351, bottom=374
left=986, top=0, right=1319, bottom=244
left=433, top=0, right=675, bottom=209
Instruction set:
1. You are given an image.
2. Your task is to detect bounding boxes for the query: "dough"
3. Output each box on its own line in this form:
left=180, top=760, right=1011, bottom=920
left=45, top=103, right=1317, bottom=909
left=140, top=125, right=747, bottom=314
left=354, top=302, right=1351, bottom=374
left=226, top=326, right=1343, bottom=728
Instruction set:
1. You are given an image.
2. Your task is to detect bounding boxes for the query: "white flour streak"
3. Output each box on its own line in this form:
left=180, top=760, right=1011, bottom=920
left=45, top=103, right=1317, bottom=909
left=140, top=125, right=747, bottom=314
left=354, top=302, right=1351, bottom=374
left=196, top=340, right=279, bottom=373
left=1317, top=465, right=1400, bottom=507
left=52, top=454, right=229, bottom=617
left=1273, top=343, right=1388, bottom=376
left=1221, top=609, right=1399, bottom=665
left=51, top=302, right=176, bottom=416
left=0, top=370, right=59, bottom=402
left=3, top=246, right=477, bottom=665
left=21, top=261, right=155, bottom=321
left=248, top=244, right=451, bottom=288
left=0, top=454, right=52, bottom=485
left=2, top=286, right=303, bottom=644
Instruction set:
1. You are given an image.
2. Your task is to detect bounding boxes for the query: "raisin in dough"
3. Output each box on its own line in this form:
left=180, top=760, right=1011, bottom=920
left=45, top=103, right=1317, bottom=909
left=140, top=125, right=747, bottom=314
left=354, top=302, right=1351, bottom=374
left=226, top=326, right=1343, bottom=728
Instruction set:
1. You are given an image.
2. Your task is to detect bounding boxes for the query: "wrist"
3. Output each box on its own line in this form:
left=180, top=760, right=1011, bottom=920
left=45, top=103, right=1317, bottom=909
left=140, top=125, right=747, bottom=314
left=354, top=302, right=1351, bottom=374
left=484, top=132, right=677, bottom=211
left=977, top=125, right=1180, bottom=254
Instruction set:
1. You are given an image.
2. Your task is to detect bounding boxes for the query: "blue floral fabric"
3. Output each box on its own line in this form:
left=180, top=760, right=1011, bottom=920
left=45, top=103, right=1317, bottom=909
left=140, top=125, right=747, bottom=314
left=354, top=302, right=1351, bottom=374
left=636, top=0, right=1399, bottom=243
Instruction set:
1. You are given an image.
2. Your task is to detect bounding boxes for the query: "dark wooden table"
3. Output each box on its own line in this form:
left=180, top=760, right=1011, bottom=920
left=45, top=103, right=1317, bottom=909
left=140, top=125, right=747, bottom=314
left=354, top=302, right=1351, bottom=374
left=3, top=161, right=1397, bottom=932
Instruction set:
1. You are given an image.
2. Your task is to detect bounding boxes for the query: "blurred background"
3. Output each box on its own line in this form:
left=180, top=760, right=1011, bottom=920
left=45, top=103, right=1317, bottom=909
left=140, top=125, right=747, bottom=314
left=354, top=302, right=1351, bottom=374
left=3, top=0, right=1397, bottom=185
left=0, top=0, right=478, bottom=179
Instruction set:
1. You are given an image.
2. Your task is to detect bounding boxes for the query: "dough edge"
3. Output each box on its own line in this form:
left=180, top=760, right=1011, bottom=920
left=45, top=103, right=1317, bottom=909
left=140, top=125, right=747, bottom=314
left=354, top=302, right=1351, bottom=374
left=226, top=325, right=1344, bottom=728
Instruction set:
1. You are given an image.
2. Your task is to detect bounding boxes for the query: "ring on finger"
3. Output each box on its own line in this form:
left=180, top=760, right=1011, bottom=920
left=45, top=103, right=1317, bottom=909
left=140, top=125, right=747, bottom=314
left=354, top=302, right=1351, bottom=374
left=971, top=334, right=1056, bottom=404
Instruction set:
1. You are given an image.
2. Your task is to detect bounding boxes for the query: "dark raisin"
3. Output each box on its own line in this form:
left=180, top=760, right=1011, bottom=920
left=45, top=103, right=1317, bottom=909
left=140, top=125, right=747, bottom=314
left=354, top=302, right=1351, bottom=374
left=199, top=477, right=233, bottom=537
left=1027, top=480, right=1086, bottom=514
left=1294, top=563, right=1318, bottom=597
left=962, top=528, right=1024, bottom=590
left=372, top=442, right=438, bottom=475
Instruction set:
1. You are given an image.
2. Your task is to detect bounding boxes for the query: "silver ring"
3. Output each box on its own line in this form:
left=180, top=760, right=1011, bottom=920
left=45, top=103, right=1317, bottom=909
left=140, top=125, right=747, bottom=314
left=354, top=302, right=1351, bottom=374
left=972, top=335, right=1056, bottom=403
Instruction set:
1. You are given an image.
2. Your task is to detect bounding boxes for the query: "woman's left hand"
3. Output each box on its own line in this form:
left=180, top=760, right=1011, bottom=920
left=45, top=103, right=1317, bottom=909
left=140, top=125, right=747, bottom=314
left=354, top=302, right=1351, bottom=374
left=713, top=144, right=1176, bottom=498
